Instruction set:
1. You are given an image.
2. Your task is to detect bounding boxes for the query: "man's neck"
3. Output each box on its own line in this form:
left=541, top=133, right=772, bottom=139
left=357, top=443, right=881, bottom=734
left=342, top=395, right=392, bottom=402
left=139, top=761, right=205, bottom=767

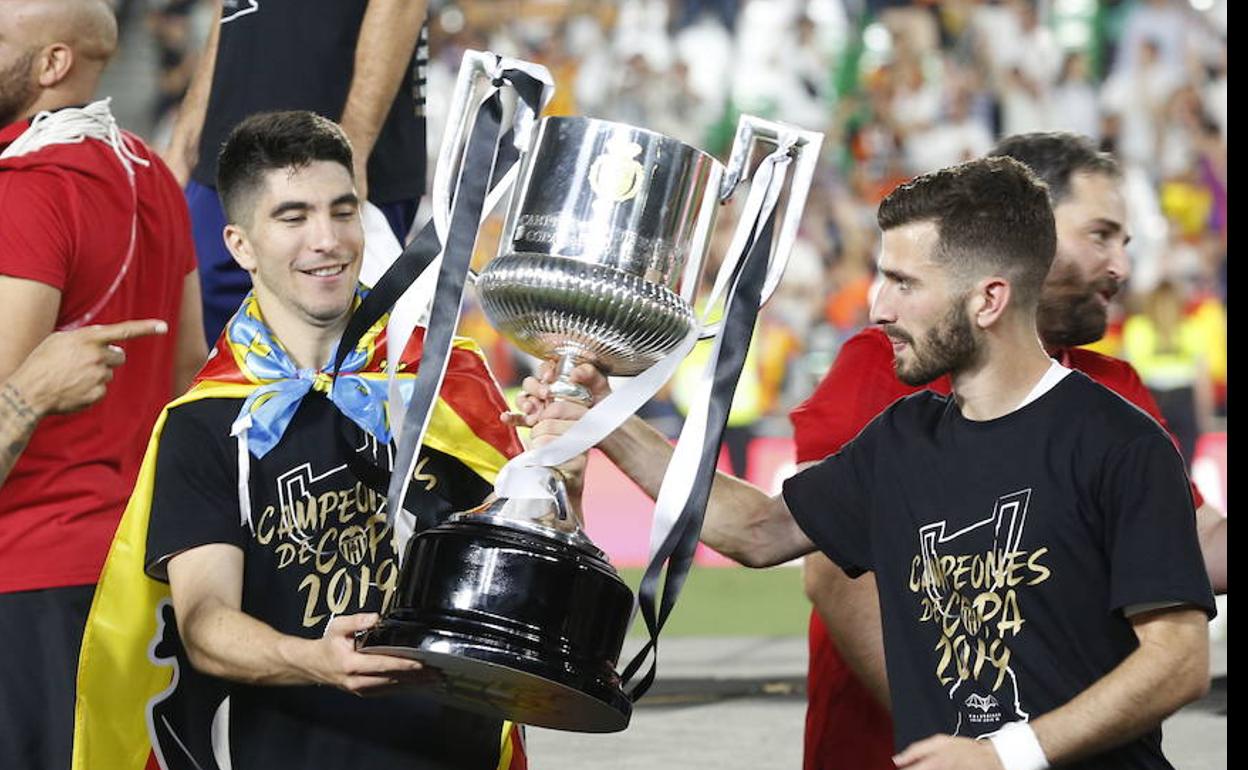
left=950, top=326, right=1054, bottom=422
left=258, top=301, right=347, bottom=372
left=20, top=85, right=99, bottom=123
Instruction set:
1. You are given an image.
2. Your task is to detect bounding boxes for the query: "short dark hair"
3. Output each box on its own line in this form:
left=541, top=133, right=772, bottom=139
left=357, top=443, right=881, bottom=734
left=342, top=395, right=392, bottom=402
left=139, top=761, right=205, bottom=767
left=990, top=132, right=1120, bottom=204
left=878, top=157, right=1056, bottom=307
left=216, top=111, right=354, bottom=225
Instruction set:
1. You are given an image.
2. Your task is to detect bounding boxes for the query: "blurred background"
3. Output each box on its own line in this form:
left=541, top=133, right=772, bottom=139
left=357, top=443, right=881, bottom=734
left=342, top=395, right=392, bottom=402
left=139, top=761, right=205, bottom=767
left=99, top=0, right=1226, bottom=576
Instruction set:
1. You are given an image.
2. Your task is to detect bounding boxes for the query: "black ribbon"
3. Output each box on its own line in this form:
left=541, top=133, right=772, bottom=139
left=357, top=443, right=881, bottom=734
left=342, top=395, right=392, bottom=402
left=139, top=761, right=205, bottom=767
left=333, top=66, right=543, bottom=528
left=620, top=211, right=778, bottom=701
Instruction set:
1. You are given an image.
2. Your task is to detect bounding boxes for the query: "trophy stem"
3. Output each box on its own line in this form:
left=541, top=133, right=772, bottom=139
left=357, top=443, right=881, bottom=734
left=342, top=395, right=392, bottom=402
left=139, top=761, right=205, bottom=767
left=547, top=353, right=593, bottom=404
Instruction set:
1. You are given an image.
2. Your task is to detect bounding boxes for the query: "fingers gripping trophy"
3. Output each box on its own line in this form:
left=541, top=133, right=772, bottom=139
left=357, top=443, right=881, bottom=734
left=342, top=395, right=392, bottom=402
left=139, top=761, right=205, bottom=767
left=357, top=50, right=822, bottom=733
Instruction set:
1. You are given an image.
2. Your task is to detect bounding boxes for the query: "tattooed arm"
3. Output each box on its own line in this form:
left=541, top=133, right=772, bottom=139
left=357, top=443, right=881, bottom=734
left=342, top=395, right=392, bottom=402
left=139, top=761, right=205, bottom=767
left=0, top=320, right=168, bottom=484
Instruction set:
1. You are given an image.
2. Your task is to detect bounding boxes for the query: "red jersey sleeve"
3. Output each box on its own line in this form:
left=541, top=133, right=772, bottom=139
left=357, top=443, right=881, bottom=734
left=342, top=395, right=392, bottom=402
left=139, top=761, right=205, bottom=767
left=0, top=168, right=75, bottom=289
left=790, top=328, right=927, bottom=464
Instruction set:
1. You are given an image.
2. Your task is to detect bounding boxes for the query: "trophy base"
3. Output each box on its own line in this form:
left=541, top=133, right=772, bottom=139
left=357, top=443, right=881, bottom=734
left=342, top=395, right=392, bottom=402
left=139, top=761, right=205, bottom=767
left=357, top=516, right=634, bottom=733
left=360, top=618, right=632, bottom=733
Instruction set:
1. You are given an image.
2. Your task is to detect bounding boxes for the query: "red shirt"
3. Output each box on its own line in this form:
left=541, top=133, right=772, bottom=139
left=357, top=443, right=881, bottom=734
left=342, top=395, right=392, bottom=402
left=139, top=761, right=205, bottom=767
left=789, top=326, right=1202, bottom=769
left=0, top=117, right=196, bottom=592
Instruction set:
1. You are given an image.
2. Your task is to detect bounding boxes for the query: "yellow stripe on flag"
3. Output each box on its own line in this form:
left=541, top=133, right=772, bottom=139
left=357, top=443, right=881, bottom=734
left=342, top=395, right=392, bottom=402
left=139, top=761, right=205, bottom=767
left=72, top=383, right=257, bottom=770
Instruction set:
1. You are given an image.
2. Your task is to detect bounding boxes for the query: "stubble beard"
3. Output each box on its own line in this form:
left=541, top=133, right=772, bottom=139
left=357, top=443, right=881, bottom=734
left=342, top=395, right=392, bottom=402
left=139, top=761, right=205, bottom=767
left=0, top=49, right=38, bottom=129
left=1037, top=263, right=1118, bottom=349
left=889, top=299, right=981, bottom=387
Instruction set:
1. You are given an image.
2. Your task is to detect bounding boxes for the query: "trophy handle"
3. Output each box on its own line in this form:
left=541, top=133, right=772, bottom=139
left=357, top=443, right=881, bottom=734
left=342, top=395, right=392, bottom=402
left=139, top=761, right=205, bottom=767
left=698, top=116, right=823, bottom=340
left=431, top=50, right=554, bottom=243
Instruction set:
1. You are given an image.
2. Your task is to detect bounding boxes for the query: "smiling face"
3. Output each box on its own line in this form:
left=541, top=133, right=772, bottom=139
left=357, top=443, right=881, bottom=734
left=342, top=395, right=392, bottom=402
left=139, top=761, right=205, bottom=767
left=1036, top=170, right=1130, bottom=349
left=871, top=220, right=980, bottom=386
left=224, top=160, right=363, bottom=337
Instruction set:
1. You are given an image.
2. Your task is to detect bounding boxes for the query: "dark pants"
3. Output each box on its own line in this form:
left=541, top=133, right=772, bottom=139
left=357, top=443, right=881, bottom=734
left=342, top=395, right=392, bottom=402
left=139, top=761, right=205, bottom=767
left=0, top=584, right=96, bottom=770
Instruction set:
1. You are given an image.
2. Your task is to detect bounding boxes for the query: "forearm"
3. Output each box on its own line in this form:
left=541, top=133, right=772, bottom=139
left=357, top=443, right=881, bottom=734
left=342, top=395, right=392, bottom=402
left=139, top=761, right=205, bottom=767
left=339, top=0, right=427, bottom=160
left=178, top=599, right=321, bottom=687
left=0, top=381, right=44, bottom=484
left=599, top=415, right=808, bottom=567
left=173, top=271, right=208, bottom=396
left=1196, top=503, right=1226, bottom=593
left=164, top=2, right=221, bottom=175
left=803, top=554, right=891, bottom=709
left=1030, top=609, right=1209, bottom=765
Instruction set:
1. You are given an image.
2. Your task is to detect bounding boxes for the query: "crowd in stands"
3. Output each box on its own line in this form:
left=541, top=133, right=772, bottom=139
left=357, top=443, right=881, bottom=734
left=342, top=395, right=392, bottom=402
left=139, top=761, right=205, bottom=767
left=124, top=0, right=1227, bottom=451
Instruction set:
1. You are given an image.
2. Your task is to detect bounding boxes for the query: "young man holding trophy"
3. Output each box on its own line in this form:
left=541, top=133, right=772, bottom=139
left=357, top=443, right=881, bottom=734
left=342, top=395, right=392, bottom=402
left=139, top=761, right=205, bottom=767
left=73, top=110, right=528, bottom=770
left=521, top=157, right=1213, bottom=770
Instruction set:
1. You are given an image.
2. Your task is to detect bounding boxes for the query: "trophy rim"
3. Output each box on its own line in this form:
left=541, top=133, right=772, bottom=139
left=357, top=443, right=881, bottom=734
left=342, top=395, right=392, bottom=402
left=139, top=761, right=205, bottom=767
left=449, top=509, right=608, bottom=558
left=537, top=114, right=719, bottom=167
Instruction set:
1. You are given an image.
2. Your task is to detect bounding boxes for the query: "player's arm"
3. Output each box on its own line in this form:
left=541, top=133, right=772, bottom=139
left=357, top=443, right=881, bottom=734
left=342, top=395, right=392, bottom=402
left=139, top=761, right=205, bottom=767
left=518, top=363, right=814, bottom=568
left=803, top=552, right=891, bottom=709
left=1, top=319, right=170, bottom=483
left=1195, top=502, right=1226, bottom=593
left=166, top=543, right=423, bottom=694
left=338, top=0, right=428, bottom=200
left=894, top=607, right=1209, bottom=770
left=162, top=0, right=222, bottom=186
left=1026, top=607, right=1210, bottom=764
left=172, top=269, right=208, bottom=395
left=0, top=277, right=61, bottom=482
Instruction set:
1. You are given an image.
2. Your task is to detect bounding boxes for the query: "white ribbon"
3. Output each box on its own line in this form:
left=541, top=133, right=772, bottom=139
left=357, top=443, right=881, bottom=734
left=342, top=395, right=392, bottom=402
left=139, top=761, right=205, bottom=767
left=646, top=143, right=792, bottom=559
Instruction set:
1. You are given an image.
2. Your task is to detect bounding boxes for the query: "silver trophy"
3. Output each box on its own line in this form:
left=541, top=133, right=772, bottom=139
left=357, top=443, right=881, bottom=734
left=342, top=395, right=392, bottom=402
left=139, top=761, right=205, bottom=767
left=360, top=51, right=821, bottom=733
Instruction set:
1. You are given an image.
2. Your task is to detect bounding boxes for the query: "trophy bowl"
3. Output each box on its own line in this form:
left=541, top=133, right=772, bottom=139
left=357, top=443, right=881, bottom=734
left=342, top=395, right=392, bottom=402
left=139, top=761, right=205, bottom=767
left=476, top=116, right=721, bottom=388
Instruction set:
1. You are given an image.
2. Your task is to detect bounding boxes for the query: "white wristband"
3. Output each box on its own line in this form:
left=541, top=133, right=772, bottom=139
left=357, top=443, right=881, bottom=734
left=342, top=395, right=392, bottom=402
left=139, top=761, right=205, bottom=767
left=988, top=721, right=1050, bottom=770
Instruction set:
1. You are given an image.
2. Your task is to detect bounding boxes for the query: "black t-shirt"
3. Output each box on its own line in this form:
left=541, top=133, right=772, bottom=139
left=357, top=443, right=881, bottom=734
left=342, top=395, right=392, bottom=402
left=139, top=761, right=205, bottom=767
left=194, top=0, right=428, bottom=204
left=146, top=394, right=499, bottom=770
left=783, top=372, right=1215, bottom=769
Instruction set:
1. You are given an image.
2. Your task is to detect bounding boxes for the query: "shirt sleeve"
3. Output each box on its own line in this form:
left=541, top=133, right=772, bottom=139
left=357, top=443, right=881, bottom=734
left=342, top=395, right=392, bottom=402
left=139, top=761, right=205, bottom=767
left=1098, top=431, right=1216, bottom=618
left=1102, top=359, right=1206, bottom=509
left=782, top=411, right=884, bottom=577
left=146, top=404, right=245, bottom=580
left=0, top=168, right=75, bottom=288
left=789, top=329, right=921, bottom=464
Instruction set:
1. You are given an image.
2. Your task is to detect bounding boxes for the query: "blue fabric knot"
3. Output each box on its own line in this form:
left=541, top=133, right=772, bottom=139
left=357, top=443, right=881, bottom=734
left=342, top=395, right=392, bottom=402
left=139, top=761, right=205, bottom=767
left=228, top=293, right=395, bottom=458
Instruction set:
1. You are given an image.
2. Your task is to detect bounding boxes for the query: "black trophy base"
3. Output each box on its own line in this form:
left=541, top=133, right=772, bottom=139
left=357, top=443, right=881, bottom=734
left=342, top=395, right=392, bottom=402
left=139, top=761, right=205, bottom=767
left=361, top=618, right=632, bottom=733
left=357, top=516, right=634, bottom=733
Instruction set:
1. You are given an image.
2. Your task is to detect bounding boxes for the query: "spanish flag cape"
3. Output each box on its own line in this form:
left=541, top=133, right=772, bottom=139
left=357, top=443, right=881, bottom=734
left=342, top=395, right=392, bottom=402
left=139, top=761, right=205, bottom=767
left=72, top=304, right=528, bottom=770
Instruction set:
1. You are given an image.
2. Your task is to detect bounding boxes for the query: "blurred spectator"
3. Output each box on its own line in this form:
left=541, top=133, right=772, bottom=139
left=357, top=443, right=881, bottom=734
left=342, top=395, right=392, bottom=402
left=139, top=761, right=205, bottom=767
left=1102, top=38, right=1181, bottom=172
left=1122, top=280, right=1213, bottom=463
left=1051, top=52, right=1100, bottom=142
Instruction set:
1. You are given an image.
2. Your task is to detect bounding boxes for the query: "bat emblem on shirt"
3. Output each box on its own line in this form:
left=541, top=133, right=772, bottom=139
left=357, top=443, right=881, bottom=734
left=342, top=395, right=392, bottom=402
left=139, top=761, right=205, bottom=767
left=965, top=694, right=999, bottom=713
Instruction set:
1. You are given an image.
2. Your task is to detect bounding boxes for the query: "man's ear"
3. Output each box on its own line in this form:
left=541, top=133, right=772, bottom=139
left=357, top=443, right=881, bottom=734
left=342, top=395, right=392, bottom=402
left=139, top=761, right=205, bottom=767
left=223, top=224, right=257, bottom=273
left=35, top=43, right=74, bottom=89
left=968, top=276, right=1011, bottom=330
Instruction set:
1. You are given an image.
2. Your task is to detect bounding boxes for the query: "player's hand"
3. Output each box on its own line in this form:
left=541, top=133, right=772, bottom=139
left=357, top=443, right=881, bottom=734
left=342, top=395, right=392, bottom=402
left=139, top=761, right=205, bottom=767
left=303, top=613, right=425, bottom=696
left=7, top=319, right=169, bottom=416
left=893, top=734, right=1005, bottom=770
left=500, top=361, right=614, bottom=505
left=501, top=360, right=613, bottom=430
